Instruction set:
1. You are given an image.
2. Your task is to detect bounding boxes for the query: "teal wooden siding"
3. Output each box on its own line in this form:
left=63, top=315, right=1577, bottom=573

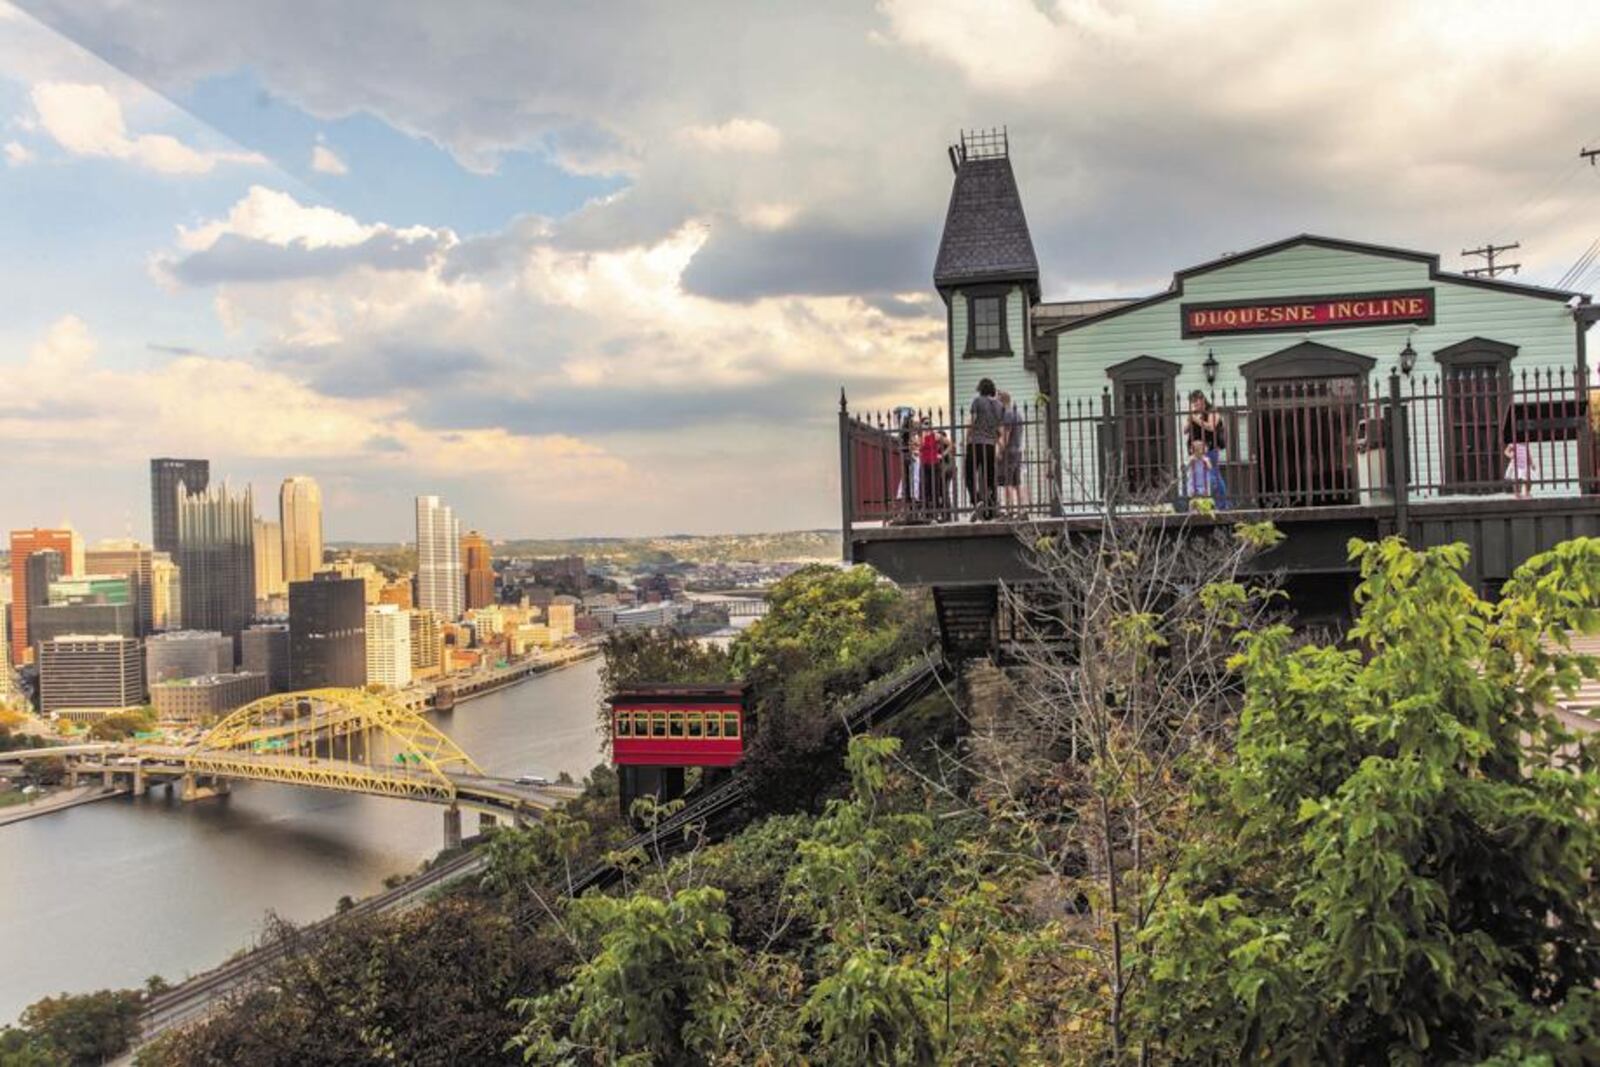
left=1050, top=243, right=1582, bottom=505
left=950, top=285, right=1036, bottom=417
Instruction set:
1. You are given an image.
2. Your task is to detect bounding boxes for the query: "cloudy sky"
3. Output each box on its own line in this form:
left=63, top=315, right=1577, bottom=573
left=1, top=1, right=1598, bottom=542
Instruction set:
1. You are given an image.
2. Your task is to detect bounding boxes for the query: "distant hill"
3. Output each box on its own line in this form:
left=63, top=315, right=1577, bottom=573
left=329, top=530, right=841, bottom=567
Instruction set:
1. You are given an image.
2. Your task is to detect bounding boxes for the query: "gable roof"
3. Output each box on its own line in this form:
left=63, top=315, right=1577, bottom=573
left=933, top=156, right=1039, bottom=297
left=1039, top=234, right=1591, bottom=337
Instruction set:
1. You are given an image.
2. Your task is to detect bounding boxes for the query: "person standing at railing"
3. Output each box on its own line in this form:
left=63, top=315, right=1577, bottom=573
left=935, top=429, right=956, bottom=520
left=1505, top=440, right=1535, bottom=499
left=967, top=378, right=1004, bottom=520
left=997, top=391, right=1027, bottom=518
left=918, top=420, right=943, bottom=519
left=1186, top=391, right=1230, bottom=509
left=896, top=408, right=920, bottom=519
left=1186, top=438, right=1215, bottom=504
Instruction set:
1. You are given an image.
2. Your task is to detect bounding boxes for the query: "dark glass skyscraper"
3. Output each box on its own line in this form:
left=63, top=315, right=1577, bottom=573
left=176, top=481, right=255, bottom=651
left=150, top=458, right=209, bottom=555
left=289, top=574, right=366, bottom=689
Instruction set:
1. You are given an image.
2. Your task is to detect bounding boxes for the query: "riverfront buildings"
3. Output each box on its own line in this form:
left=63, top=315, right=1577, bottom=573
left=152, top=671, right=268, bottom=723
left=177, top=482, right=256, bottom=646
left=9, top=529, right=81, bottom=665
left=146, top=630, right=233, bottom=683
left=463, top=530, right=495, bottom=610
left=279, top=476, right=324, bottom=584
left=149, top=458, right=208, bottom=556
left=37, top=634, right=144, bottom=715
left=409, top=609, right=443, bottom=678
left=241, top=623, right=291, bottom=692
left=289, top=573, right=366, bottom=688
left=415, top=496, right=462, bottom=620
left=364, top=604, right=412, bottom=690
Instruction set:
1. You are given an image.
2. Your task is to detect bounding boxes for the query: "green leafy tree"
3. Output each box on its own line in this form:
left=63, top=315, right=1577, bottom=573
left=731, top=566, right=932, bottom=811
left=596, top=629, right=733, bottom=736
left=1141, top=538, right=1600, bottom=1064
left=1, top=989, right=142, bottom=1067
left=509, top=886, right=739, bottom=1065
left=145, top=899, right=552, bottom=1066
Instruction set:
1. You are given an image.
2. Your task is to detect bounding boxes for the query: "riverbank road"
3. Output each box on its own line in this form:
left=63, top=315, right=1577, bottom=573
left=0, top=784, right=127, bottom=827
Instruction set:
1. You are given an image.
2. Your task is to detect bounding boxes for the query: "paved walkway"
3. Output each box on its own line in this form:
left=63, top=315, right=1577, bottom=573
left=0, top=784, right=126, bottom=827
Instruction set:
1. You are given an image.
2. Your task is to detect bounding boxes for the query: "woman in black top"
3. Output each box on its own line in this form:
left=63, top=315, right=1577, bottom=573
left=1186, top=391, right=1230, bottom=508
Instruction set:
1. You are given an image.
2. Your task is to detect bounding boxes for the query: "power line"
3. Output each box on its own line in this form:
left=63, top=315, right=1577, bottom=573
left=1461, top=242, right=1521, bottom=278
left=1556, top=239, right=1600, bottom=290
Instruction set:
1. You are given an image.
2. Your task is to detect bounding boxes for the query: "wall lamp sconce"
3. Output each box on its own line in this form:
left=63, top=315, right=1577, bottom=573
left=1203, top=348, right=1219, bottom=385
left=1399, top=340, right=1417, bottom=377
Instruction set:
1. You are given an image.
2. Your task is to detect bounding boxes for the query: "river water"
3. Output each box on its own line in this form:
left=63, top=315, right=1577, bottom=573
left=0, top=657, right=607, bottom=1025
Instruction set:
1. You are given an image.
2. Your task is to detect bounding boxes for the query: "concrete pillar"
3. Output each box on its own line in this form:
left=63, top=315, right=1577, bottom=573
left=102, top=766, right=113, bottom=789
left=67, top=769, right=79, bottom=788
left=477, top=812, right=498, bottom=834
left=180, top=774, right=196, bottom=801
left=132, top=763, right=146, bottom=797
left=443, top=805, right=462, bottom=851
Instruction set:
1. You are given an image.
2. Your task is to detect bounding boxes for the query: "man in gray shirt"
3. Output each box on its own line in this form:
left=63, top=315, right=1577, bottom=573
left=966, top=378, right=1004, bottom=520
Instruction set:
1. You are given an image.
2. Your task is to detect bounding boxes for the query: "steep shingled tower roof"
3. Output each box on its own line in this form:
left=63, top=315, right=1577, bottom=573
left=933, top=128, right=1039, bottom=298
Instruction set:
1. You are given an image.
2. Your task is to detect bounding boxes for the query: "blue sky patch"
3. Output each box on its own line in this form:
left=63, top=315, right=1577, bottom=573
left=178, top=70, right=628, bottom=235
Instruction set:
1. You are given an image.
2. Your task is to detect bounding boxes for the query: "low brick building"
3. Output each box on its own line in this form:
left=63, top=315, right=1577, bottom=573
left=151, top=671, right=268, bottom=723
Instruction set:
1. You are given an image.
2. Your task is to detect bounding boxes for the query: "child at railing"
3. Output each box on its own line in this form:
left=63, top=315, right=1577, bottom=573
left=1505, top=440, right=1535, bottom=499
left=1186, top=438, right=1214, bottom=505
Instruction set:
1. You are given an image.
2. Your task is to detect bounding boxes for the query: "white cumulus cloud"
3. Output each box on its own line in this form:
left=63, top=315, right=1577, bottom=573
left=29, top=81, right=266, bottom=174
left=310, top=142, right=347, bottom=175
left=681, top=118, right=782, bottom=154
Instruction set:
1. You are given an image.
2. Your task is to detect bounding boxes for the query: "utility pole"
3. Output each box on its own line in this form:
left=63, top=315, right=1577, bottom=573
left=1462, top=241, right=1521, bottom=278
left=1583, top=146, right=1599, bottom=166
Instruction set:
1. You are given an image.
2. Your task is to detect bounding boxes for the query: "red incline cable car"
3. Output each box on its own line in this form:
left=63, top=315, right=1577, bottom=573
left=609, top=683, right=749, bottom=816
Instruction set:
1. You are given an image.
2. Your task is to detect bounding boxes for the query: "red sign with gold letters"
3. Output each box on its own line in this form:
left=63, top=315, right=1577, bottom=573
left=1181, top=289, right=1434, bottom=338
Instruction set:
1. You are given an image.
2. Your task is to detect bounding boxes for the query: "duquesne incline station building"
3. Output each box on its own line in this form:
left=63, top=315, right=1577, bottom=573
left=840, top=130, right=1600, bottom=658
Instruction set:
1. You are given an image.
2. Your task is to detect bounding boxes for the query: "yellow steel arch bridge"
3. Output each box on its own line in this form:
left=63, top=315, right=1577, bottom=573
left=190, top=688, right=485, bottom=803
left=7, top=690, right=578, bottom=840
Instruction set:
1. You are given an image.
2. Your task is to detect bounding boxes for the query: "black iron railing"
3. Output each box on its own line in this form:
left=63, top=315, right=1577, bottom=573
left=839, top=368, right=1600, bottom=529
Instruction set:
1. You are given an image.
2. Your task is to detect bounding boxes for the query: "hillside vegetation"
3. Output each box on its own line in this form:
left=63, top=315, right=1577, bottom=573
left=9, top=541, right=1600, bottom=1066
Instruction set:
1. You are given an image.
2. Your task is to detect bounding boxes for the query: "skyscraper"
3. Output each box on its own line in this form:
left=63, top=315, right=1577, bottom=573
left=253, top=518, right=286, bottom=599
left=364, top=604, right=412, bottom=690
left=87, top=540, right=156, bottom=637
left=289, top=574, right=366, bottom=688
left=150, top=458, right=209, bottom=555
left=151, top=552, right=180, bottom=630
left=9, top=529, right=79, bottom=666
left=415, top=496, right=462, bottom=620
left=279, top=476, right=325, bottom=584
left=462, top=529, right=495, bottom=609
left=177, top=481, right=256, bottom=649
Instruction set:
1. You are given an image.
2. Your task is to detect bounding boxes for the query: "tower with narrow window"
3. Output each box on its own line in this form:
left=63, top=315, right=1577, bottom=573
left=934, top=128, right=1042, bottom=417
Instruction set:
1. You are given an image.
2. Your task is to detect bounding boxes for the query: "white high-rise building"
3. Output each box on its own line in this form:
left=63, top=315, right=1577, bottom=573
left=364, top=604, right=412, bottom=690
left=415, top=496, right=462, bottom=620
left=279, top=476, right=325, bottom=584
